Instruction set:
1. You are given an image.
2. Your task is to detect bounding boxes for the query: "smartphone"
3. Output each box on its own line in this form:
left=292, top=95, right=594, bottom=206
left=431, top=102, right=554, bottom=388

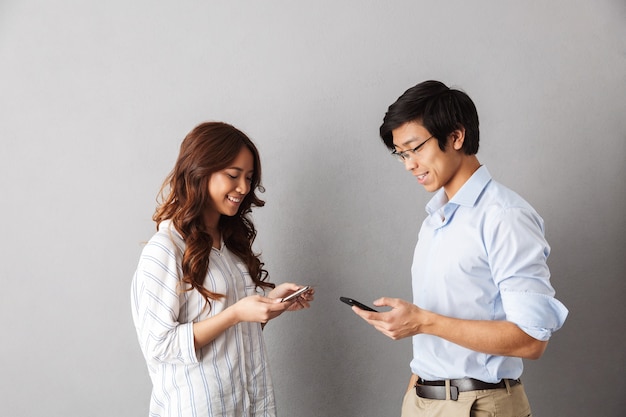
left=339, top=296, right=378, bottom=312
left=281, top=286, right=311, bottom=302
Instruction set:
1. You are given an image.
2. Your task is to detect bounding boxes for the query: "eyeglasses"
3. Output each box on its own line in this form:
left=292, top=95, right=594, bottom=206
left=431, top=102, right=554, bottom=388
left=391, top=136, right=434, bottom=162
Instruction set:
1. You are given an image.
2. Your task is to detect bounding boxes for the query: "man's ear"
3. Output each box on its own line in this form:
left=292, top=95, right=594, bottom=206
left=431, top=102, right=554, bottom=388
left=449, top=127, right=466, bottom=150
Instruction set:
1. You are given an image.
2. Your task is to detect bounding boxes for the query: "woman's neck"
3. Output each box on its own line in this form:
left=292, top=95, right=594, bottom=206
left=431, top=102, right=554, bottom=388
left=203, top=213, right=222, bottom=249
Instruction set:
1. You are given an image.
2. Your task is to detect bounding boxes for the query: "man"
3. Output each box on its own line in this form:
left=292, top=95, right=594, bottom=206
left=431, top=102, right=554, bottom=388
left=352, top=80, right=568, bottom=417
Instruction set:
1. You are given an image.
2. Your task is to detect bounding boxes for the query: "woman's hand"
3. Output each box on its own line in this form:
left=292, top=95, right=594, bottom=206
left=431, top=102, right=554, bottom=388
left=193, top=295, right=290, bottom=348
left=231, top=295, right=291, bottom=324
left=268, top=283, right=315, bottom=311
left=193, top=284, right=315, bottom=348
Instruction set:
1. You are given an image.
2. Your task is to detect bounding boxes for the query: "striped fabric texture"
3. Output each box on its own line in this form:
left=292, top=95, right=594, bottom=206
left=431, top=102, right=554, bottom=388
left=131, top=220, right=276, bottom=417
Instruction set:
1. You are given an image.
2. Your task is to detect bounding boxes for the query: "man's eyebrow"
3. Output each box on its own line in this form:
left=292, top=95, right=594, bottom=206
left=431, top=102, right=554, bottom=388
left=394, top=137, right=420, bottom=149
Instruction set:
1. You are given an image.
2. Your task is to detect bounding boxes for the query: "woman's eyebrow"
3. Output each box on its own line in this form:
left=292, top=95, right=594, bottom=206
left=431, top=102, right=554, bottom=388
left=225, top=167, right=254, bottom=175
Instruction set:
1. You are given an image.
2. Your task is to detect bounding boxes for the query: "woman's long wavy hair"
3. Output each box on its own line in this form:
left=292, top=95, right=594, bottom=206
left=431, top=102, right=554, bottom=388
left=153, top=122, right=274, bottom=307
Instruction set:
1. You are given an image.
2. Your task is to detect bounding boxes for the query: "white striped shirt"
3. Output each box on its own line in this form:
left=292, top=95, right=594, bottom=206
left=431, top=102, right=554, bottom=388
left=131, top=220, right=276, bottom=417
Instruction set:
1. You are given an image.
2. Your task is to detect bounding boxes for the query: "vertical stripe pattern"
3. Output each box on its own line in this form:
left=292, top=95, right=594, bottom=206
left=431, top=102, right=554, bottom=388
left=131, top=220, right=276, bottom=417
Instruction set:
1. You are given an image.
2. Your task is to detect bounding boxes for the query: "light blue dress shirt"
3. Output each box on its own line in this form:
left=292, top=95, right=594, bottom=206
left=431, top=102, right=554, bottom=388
left=410, top=166, right=568, bottom=382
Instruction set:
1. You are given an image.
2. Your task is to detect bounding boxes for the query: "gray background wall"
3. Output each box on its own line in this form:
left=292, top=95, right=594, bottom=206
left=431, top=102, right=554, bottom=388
left=1, top=1, right=624, bottom=416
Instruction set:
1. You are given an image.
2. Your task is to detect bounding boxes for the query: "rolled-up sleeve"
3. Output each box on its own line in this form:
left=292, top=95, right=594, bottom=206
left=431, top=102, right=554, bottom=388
left=486, top=206, right=569, bottom=340
left=501, top=290, right=568, bottom=340
left=131, top=234, right=199, bottom=365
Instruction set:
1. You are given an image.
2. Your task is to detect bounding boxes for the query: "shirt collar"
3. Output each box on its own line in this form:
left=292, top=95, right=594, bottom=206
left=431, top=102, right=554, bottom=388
left=451, top=165, right=492, bottom=207
left=426, top=165, right=492, bottom=214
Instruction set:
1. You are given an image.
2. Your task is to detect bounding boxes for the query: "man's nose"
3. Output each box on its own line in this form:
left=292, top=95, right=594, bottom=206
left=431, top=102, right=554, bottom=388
left=403, top=156, right=418, bottom=171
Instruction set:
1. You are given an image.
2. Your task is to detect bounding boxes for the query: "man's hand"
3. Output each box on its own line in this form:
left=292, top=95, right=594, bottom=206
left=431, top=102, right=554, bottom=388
left=352, top=296, right=548, bottom=359
left=352, top=297, right=425, bottom=340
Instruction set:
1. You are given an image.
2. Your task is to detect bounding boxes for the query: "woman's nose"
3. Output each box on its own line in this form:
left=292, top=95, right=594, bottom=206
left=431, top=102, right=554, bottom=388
left=236, top=179, right=250, bottom=195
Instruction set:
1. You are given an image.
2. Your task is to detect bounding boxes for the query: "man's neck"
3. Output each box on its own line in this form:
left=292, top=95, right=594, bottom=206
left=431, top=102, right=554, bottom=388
left=443, top=156, right=481, bottom=200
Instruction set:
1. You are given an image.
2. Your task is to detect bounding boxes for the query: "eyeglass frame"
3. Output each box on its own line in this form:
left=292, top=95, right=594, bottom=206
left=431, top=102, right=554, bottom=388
left=391, top=135, right=434, bottom=162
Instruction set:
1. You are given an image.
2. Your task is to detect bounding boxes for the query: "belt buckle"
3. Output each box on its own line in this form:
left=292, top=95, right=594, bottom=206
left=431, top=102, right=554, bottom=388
left=449, top=385, right=459, bottom=401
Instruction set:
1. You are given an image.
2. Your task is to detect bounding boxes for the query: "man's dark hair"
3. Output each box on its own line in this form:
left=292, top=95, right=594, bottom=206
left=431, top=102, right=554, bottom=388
left=379, top=80, right=479, bottom=155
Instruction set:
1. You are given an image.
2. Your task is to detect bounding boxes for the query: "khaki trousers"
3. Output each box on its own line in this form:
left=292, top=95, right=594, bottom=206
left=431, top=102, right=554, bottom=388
left=401, top=380, right=532, bottom=417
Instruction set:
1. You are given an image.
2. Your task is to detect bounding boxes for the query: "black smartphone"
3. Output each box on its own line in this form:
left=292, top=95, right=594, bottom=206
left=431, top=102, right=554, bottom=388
left=339, top=296, right=378, bottom=312
left=281, top=286, right=311, bottom=302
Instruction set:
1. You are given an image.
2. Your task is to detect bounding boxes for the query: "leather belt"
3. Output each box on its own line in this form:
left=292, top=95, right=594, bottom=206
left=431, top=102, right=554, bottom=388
left=415, top=378, right=521, bottom=401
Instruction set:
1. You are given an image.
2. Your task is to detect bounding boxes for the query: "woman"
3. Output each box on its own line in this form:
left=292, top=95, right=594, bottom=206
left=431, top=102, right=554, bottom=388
left=131, top=121, right=313, bottom=417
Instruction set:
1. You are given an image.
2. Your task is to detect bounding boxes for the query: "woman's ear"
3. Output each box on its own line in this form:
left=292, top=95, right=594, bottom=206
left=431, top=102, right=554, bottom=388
left=449, top=127, right=466, bottom=151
